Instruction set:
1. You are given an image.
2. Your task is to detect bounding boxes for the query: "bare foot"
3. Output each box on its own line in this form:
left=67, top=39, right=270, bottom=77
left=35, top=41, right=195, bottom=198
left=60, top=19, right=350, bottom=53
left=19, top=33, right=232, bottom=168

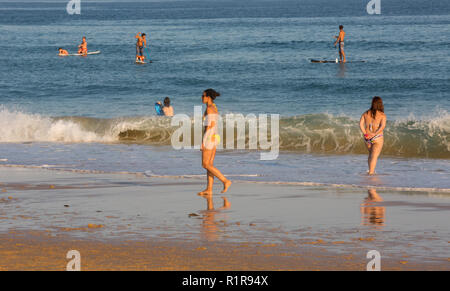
left=368, top=189, right=383, bottom=202
left=221, top=196, right=231, bottom=208
left=198, top=189, right=212, bottom=196
left=221, top=180, right=232, bottom=194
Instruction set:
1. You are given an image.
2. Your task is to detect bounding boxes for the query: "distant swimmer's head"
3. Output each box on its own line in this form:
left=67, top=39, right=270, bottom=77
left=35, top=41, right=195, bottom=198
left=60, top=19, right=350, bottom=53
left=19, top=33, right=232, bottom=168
left=339, top=25, right=344, bottom=30
left=142, top=33, right=146, bottom=38
left=82, top=36, right=86, bottom=41
left=202, top=89, right=220, bottom=104
left=164, top=97, right=171, bottom=107
left=369, top=96, right=384, bottom=117
left=58, top=48, right=62, bottom=51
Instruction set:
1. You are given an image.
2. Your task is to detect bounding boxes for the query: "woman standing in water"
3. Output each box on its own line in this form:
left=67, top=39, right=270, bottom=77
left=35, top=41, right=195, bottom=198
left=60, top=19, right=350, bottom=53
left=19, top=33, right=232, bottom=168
left=359, top=96, right=386, bottom=175
left=198, top=89, right=232, bottom=196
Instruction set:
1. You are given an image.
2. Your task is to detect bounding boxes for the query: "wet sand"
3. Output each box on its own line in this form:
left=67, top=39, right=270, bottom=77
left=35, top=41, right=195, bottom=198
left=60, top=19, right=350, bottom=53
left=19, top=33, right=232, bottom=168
left=0, top=167, right=449, bottom=270
left=2, top=230, right=446, bottom=271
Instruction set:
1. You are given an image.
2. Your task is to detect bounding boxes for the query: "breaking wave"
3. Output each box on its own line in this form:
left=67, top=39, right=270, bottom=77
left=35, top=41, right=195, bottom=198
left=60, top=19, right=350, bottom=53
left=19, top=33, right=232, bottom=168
left=0, top=107, right=448, bottom=158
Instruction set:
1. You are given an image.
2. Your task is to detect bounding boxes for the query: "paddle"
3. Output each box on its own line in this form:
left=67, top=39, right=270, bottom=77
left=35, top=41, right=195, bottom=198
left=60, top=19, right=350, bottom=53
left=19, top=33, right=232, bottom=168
left=145, top=47, right=152, bottom=63
left=334, top=42, right=339, bottom=63
left=333, top=35, right=340, bottom=63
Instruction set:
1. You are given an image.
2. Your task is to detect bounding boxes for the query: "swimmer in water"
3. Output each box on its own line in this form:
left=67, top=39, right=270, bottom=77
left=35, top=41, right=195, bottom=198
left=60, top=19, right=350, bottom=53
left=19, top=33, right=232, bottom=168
left=162, top=97, right=174, bottom=117
left=198, top=89, right=232, bottom=196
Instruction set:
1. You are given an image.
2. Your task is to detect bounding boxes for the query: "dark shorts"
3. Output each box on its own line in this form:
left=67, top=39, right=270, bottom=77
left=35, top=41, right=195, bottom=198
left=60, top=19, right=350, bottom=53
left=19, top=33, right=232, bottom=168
left=136, top=44, right=143, bottom=56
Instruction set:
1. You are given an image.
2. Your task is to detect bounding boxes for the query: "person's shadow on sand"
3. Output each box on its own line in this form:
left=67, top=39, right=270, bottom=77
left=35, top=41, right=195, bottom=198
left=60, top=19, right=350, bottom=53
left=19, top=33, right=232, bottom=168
left=360, top=188, right=385, bottom=229
left=197, top=193, right=231, bottom=241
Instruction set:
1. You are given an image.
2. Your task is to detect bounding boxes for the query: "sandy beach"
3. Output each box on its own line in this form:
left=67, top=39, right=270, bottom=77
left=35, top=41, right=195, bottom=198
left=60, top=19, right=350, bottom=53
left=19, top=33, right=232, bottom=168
left=0, top=166, right=448, bottom=271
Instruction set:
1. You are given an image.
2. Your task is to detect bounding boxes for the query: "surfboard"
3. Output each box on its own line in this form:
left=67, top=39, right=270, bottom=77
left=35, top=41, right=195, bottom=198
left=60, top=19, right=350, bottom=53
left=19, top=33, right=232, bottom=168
left=64, top=51, right=101, bottom=56
left=310, top=59, right=365, bottom=63
left=155, top=103, right=164, bottom=116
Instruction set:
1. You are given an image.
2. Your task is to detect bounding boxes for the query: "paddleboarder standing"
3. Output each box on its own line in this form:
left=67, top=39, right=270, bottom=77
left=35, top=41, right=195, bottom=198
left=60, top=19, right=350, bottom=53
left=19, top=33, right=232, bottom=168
left=334, top=25, right=346, bottom=63
left=135, top=32, right=147, bottom=62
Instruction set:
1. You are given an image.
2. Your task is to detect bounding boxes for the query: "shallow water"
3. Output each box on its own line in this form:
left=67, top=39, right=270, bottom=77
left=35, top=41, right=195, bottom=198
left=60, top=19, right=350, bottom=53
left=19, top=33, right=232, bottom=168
left=1, top=168, right=448, bottom=263
left=1, top=143, right=449, bottom=191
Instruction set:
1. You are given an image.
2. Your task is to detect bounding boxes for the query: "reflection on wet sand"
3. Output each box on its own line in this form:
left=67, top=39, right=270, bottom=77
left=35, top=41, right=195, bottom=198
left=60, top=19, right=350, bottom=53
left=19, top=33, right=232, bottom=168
left=198, top=193, right=231, bottom=241
left=361, top=188, right=385, bottom=229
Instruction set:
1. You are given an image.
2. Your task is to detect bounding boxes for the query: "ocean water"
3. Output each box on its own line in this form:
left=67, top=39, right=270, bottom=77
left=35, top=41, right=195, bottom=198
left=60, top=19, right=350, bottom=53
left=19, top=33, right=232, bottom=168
left=0, top=0, right=449, bottom=190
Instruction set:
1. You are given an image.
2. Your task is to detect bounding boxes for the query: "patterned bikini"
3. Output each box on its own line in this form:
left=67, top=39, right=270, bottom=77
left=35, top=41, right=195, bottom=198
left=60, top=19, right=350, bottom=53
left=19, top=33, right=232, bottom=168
left=364, top=122, right=383, bottom=145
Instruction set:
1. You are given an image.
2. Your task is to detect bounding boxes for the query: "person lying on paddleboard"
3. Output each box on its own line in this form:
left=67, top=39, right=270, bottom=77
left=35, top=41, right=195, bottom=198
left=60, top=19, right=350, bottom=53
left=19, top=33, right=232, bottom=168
left=334, top=25, right=346, bottom=63
left=135, top=32, right=147, bottom=62
left=78, top=36, right=87, bottom=55
left=58, top=48, right=69, bottom=56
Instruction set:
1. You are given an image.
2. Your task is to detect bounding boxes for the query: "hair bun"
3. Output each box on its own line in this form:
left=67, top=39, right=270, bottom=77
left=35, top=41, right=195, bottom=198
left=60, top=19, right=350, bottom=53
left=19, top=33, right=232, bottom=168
left=204, top=89, right=220, bottom=100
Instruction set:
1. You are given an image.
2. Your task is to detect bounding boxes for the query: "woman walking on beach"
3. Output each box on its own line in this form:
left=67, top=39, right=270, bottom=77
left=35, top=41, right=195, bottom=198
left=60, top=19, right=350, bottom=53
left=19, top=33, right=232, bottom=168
left=359, top=96, right=386, bottom=175
left=198, top=89, right=232, bottom=196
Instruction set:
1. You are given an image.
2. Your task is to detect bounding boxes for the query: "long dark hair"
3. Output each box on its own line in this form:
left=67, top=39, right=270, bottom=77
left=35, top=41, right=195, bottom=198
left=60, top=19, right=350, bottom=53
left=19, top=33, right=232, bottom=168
left=369, top=96, right=384, bottom=118
left=204, top=88, right=220, bottom=100
left=164, top=97, right=170, bottom=107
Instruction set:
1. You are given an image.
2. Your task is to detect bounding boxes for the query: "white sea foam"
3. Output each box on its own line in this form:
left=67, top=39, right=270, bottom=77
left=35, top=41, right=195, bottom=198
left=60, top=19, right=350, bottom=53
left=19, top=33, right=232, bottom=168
left=0, top=107, right=448, bottom=158
left=0, top=107, right=109, bottom=143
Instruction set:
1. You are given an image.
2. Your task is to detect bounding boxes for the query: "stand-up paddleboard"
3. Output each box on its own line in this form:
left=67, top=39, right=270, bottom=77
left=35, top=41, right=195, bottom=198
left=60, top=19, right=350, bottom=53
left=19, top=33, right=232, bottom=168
left=63, top=51, right=101, bottom=56
left=310, top=59, right=365, bottom=63
left=155, top=102, right=164, bottom=116
left=135, top=60, right=152, bottom=64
